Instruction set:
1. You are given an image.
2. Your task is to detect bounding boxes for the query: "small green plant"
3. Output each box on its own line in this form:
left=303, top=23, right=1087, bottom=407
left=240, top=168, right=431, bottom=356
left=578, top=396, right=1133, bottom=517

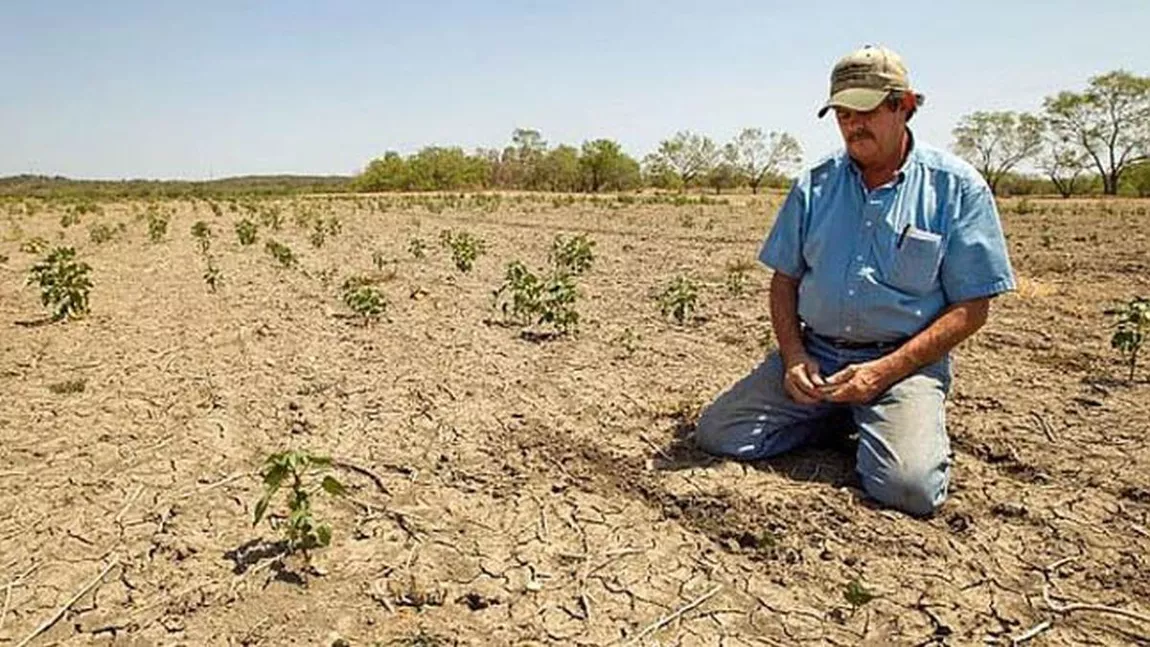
left=204, top=257, right=223, bottom=292
left=843, top=579, right=875, bottom=611
left=442, top=231, right=486, bottom=273
left=48, top=378, right=86, bottom=394
left=341, top=276, right=387, bottom=321
left=493, top=260, right=580, bottom=335
left=725, top=259, right=755, bottom=296
left=88, top=224, right=116, bottom=244
left=27, top=247, right=93, bottom=321
left=253, top=449, right=347, bottom=558
left=265, top=240, right=297, bottom=269
left=60, top=210, right=81, bottom=228
left=659, top=275, right=699, bottom=325
left=549, top=233, right=595, bottom=275
left=19, top=237, right=49, bottom=254
left=191, top=221, right=213, bottom=254
left=1107, top=296, right=1149, bottom=382
left=146, top=207, right=170, bottom=242
left=235, top=219, right=259, bottom=246
left=408, top=237, right=427, bottom=260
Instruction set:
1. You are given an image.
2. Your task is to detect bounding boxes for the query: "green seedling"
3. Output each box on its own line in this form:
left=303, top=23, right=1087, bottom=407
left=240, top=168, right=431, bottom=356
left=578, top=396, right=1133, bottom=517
left=204, top=257, right=223, bottom=292
left=659, top=275, right=699, bottom=325
left=549, top=233, right=595, bottom=276
left=253, top=449, right=347, bottom=559
left=191, top=221, right=213, bottom=254
left=1107, top=296, right=1149, bottom=382
left=493, top=260, right=580, bottom=335
left=265, top=240, right=297, bottom=269
left=27, top=247, right=92, bottom=321
left=341, top=276, right=387, bottom=321
left=843, top=579, right=875, bottom=611
left=725, top=259, right=755, bottom=296
left=408, top=237, right=427, bottom=260
left=441, top=230, right=485, bottom=273
left=19, top=237, right=49, bottom=254
left=89, top=224, right=115, bottom=244
left=146, top=207, right=170, bottom=242
left=235, top=219, right=259, bottom=246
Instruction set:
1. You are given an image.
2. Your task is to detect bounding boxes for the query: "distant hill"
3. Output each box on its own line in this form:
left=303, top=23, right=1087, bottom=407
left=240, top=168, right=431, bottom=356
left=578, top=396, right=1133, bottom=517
left=0, top=174, right=354, bottom=199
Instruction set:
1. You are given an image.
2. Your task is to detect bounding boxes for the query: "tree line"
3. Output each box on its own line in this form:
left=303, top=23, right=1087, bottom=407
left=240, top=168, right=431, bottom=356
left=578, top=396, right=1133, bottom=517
left=353, top=128, right=802, bottom=195
left=951, top=69, right=1150, bottom=197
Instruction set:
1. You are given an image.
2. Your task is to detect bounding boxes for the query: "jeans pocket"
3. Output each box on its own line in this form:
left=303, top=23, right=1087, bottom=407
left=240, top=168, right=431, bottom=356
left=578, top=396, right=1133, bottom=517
left=891, top=228, right=943, bottom=294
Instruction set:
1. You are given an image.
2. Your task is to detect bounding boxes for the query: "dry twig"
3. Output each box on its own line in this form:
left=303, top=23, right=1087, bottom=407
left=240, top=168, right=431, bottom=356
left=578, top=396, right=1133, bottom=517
left=621, top=585, right=722, bottom=646
left=17, top=558, right=119, bottom=647
left=1043, top=584, right=1150, bottom=626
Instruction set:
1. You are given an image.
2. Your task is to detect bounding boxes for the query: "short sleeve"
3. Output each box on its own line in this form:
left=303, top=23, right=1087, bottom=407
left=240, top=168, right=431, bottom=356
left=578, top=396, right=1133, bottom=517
left=758, top=179, right=808, bottom=279
left=940, top=178, right=1016, bottom=303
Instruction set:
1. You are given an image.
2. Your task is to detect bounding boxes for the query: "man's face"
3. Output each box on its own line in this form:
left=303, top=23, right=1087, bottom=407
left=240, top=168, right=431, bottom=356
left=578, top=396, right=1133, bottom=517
left=834, top=99, right=907, bottom=168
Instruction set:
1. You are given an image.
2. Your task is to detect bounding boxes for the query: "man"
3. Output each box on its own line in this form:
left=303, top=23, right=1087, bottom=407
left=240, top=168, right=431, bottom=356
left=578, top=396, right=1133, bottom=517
left=694, top=44, right=1015, bottom=517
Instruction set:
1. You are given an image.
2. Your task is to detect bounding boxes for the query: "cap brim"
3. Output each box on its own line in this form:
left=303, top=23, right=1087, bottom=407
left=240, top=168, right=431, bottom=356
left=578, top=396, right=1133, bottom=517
left=817, top=88, right=889, bottom=118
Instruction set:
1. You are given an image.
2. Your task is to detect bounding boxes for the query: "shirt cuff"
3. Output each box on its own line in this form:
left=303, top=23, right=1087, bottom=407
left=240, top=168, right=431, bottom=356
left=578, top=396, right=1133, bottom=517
left=758, top=247, right=804, bottom=278
left=946, top=277, right=1016, bottom=303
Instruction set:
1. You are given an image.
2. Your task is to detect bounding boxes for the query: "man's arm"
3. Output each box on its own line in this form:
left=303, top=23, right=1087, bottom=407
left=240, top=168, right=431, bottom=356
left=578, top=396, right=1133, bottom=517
left=820, top=297, right=990, bottom=403
left=770, top=271, right=826, bottom=404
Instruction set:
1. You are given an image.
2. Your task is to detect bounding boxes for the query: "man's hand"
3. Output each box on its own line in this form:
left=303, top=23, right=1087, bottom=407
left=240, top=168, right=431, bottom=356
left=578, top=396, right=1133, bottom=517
left=783, top=353, right=826, bottom=405
left=818, top=360, right=894, bottom=404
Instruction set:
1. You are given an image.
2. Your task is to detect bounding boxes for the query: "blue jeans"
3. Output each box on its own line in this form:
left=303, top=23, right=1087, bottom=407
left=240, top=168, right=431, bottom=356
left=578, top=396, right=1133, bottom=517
left=695, top=334, right=953, bottom=517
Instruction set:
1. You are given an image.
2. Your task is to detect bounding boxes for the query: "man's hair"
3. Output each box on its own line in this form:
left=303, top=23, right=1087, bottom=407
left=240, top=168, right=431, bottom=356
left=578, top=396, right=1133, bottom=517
left=886, top=91, right=922, bottom=122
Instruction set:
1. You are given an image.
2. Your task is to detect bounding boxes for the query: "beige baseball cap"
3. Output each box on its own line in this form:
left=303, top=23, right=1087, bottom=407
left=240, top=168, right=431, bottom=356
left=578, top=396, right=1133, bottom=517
left=817, top=45, right=922, bottom=118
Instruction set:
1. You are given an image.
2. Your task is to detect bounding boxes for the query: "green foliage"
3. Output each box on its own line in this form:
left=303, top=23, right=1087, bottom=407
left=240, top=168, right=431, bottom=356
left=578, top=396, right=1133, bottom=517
left=48, top=378, right=86, bottom=395
left=235, top=218, right=259, bottom=246
left=579, top=139, right=641, bottom=192
left=843, top=579, right=875, bottom=609
left=191, top=220, right=212, bottom=254
left=146, top=206, right=170, bottom=242
left=265, top=240, right=297, bottom=269
left=253, top=449, right=346, bottom=556
left=341, top=276, right=388, bottom=321
left=19, top=236, right=49, bottom=254
left=492, top=260, right=580, bottom=335
left=88, top=223, right=120, bottom=244
left=952, top=111, right=1046, bottom=196
left=725, top=260, right=755, bottom=296
left=26, top=247, right=92, bottom=321
left=203, top=257, right=223, bottom=292
left=1108, top=296, right=1149, bottom=381
left=659, top=275, right=699, bottom=325
left=407, top=237, right=427, bottom=260
left=440, top=230, right=486, bottom=273
left=549, top=233, right=595, bottom=276
left=258, top=205, right=283, bottom=231
left=60, top=210, right=81, bottom=228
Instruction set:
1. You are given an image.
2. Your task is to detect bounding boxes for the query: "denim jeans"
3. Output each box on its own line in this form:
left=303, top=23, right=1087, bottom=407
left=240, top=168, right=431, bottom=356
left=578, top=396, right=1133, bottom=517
left=695, top=333, right=953, bottom=517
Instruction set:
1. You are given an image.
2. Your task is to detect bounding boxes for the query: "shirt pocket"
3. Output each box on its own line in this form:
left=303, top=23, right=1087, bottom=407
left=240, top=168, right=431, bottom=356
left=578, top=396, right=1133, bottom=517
left=890, top=227, right=944, bottom=295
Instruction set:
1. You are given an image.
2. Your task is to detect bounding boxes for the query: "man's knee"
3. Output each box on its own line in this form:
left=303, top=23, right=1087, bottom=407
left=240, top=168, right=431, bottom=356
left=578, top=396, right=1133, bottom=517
left=861, top=464, right=948, bottom=517
left=694, top=402, right=752, bottom=458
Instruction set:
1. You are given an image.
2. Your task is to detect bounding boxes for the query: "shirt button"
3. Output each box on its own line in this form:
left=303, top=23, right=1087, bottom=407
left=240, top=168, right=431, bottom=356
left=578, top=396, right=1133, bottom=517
left=865, top=221, right=872, bottom=227
left=856, top=255, right=863, bottom=262
left=845, top=325, right=853, bottom=332
left=848, top=289, right=856, bottom=296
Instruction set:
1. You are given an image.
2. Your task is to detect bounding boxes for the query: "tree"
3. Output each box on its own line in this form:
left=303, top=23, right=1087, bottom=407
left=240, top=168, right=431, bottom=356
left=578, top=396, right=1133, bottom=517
left=650, top=131, right=719, bottom=189
left=1038, top=138, right=1090, bottom=198
left=355, top=152, right=408, bottom=191
left=704, top=145, right=743, bottom=194
left=728, top=128, right=803, bottom=194
left=538, top=145, right=581, bottom=192
left=406, top=147, right=486, bottom=191
left=951, top=111, right=1045, bottom=196
left=579, top=139, right=640, bottom=193
left=509, top=128, right=548, bottom=190
left=1044, top=70, right=1150, bottom=195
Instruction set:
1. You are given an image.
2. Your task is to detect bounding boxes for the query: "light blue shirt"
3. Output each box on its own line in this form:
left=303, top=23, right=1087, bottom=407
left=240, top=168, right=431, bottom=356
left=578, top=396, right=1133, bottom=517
left=759, top=130, right=1016, bottom=343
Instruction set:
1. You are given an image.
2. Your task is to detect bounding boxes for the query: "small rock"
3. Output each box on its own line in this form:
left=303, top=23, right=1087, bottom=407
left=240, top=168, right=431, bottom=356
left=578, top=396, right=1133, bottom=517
left=991, top=502, right=1028, bottom=518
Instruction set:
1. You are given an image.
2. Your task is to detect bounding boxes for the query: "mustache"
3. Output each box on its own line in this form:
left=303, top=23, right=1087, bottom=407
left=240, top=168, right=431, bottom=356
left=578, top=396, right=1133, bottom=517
left=848, top=130, right=874, bottom=142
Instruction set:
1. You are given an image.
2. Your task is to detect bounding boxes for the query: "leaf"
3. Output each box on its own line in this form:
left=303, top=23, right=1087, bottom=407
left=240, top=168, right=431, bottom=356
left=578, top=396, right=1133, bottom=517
left=844, top=580, right=875, bottom=607
left=309, top=454, right=333, bottom=468
left=262, top=463, right=288, bottom=492
left=253, top=495, right=270, bottom=526
left=321, top=475, right=347, bottom=497
left=315, top=523, right=332, bottom=547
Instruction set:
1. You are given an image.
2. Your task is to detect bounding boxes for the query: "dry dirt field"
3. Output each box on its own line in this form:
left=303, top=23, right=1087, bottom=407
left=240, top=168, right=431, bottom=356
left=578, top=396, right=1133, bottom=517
left=1, top=193, right=1148, bottom=646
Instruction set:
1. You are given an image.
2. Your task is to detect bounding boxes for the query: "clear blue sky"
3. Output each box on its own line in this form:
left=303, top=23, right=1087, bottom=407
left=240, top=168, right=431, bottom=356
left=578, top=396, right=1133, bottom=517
left=2, top=1, right=1147, bottom=180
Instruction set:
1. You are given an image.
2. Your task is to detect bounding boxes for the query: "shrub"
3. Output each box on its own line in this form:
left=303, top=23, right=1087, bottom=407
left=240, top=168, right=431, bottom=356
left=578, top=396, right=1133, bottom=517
left=265, top=240, right=297, bottom=269
left=341, top=276, right=387, bottom=321
left=549, top=233, right=595, bottom=275
left=235, top=219, right=259, bottom=246
left=146, top=206, right=170, bottom=242
left=493, top=260, right=580, bottom=335
left=441, top=230, right=486, bottom=273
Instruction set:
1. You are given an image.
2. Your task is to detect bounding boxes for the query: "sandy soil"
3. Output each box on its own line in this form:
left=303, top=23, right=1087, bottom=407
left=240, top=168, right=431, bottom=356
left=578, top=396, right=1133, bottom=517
left=0, top=193, right=1147, bottom=646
